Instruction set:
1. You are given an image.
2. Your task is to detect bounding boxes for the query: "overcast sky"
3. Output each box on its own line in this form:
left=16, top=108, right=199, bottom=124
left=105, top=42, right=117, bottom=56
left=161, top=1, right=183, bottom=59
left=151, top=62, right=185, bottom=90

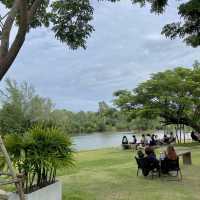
left=1, top=0, right=200, bottom=111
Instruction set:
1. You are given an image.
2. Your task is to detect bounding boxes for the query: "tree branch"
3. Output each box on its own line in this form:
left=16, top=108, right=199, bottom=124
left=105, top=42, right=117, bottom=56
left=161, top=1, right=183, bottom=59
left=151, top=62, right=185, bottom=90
left=28, top=0, right=43, bottom=24
left=0, top=0, right=28, bottom=80
left=0, top=2, right=18, bottom=58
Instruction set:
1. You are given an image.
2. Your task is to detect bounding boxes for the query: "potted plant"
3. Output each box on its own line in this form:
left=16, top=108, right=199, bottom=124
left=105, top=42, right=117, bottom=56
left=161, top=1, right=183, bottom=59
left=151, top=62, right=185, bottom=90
left=3, top=126, right=73, bottom=200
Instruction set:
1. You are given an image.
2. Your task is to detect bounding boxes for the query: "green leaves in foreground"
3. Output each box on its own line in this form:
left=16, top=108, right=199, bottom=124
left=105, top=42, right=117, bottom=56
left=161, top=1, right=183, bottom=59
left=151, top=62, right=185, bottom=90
left=4, top=126, right=74, bottom=193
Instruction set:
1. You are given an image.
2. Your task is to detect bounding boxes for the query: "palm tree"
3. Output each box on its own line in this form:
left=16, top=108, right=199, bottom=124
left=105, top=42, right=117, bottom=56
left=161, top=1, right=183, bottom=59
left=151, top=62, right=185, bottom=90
left=3, top=126, right=74, bottom=193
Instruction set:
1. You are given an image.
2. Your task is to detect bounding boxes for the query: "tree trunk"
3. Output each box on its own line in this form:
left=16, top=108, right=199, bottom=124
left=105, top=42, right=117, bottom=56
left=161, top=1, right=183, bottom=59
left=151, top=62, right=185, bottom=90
left=179, top=124, right=182, bottom=143
left=175, top=124, right=179, bottom=143
left=0, top=0, right=35, bottom=81
left=183, top=124, right=185, bottom=143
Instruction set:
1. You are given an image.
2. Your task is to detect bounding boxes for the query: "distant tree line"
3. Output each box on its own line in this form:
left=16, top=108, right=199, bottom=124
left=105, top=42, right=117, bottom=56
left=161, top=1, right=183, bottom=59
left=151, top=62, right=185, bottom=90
left=0, top=79, right=161, bottom=136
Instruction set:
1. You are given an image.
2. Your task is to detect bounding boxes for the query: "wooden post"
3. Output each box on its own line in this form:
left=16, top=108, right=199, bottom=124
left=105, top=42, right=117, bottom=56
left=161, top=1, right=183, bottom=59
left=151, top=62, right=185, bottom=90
left=182, top=152, right=192, bottom=165
left=0, top=136, right=25, bottom=200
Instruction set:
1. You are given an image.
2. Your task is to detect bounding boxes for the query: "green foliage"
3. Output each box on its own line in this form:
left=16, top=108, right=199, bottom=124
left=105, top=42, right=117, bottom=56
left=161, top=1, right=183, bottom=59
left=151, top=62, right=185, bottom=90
left=0, top=79, right=157, bottom=136
left=114, top=63, right=200, bottom=132
left=0, top=0, right=94, bottom=49
left=0, top=79, right=53, bottom=135
left=129, top=117, right=161, bottom=131
left=109, top=0, right=200, bottom=47
left=50, top=0, right=94, bottom=49
left=4, top=126, right=73, bottom=193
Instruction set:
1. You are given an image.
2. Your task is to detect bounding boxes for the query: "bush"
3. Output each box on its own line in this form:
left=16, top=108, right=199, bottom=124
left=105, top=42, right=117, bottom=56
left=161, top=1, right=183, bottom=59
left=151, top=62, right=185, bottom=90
left=4, top=126, right=73, bottom=193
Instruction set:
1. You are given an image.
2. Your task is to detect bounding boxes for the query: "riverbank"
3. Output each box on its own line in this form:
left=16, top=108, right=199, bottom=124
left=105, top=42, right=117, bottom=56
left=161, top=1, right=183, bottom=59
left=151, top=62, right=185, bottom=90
left=59, top=144, right=200, bottom=200
left=71, top=131, right=191, bottom=151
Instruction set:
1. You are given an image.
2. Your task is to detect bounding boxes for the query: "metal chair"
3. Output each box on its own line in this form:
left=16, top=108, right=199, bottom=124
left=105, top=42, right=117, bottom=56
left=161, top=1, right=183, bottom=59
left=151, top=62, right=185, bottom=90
left=135, top=156, right=143, bottom=176
left=166, top=157, right=182, bottom=181
left=135, top=156, right=160, bottom=178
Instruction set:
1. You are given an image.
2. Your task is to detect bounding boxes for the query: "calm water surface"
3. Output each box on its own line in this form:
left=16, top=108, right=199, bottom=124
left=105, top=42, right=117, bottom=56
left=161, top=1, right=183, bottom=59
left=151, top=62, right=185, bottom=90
left=72, top=132, right=132, bottom=151
left=72, top=131, right=191, bottom=151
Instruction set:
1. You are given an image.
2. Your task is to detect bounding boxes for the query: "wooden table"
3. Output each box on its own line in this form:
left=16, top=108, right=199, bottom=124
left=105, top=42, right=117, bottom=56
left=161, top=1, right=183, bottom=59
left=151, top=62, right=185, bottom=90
left=177, top=151, right=192, bottom=165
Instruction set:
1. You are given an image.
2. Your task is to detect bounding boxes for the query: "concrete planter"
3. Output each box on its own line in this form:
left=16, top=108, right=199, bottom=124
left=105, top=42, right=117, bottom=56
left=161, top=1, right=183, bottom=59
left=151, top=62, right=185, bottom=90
left=8, top=181, right=62, bottom=200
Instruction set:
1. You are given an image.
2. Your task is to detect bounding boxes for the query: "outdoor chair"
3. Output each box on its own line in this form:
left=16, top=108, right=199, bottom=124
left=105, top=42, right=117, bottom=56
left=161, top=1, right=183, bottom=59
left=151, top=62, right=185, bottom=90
left=165, top=157, right=182, bottom=181
left=135, top=156, right=143, bottom=176
left=135, top=156, right=160, bottom=179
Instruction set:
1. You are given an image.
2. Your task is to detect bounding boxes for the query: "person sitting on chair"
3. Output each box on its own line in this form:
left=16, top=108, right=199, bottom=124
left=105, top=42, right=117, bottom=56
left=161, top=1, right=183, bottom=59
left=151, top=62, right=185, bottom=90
left=163, top=134, right=170, bottom=144
left=130, top=135, right=137, bottom=144
left=122, top=136, right=128, bottom=144
left=137, top=147, right=144, bottom=159
left=165, top=144, right=177, bottom=160
left=142, top=146, right=160, bottom=176
left=149, top=134, right=157, bottom=146
left=161, top=144, right=177, bottom=173
left=146, top=134, right=151, bottom=145
left=168, top=132, right=176, bottom=144
left=145, top=146, right=157, bottom=161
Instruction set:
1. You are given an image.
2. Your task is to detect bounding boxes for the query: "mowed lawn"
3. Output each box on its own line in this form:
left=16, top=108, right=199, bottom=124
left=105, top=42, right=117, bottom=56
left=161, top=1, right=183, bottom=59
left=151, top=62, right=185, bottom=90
left=58, top=144, right=200, bottom=200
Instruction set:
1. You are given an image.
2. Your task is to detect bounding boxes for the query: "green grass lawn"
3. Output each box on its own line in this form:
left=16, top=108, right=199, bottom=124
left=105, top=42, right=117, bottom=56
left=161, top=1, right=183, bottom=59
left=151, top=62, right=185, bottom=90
left=58, top=145, right=200, bottom=200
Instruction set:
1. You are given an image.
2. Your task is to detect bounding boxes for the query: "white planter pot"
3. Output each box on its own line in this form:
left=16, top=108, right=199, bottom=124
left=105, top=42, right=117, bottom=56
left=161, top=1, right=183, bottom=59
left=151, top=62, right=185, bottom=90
left=8, top=181, right=62, bottom=200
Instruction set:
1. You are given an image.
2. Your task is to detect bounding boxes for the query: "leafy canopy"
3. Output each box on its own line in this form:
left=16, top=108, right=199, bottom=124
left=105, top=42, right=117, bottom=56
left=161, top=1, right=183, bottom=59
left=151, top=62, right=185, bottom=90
left=109, top=0, right=200, bottom=47
left=114, top=64, right=200, bottom=132
left=1, top=0, right=94, bottom=49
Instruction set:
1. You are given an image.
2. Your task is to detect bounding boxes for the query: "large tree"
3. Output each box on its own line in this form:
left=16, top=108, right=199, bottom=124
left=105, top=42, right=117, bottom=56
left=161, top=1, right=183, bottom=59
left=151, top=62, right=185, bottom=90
left=114, top=65, right=200, bottom=132
left=0, top=0, right=94, bottom=80
left=109, top=0, right=200, bottom=47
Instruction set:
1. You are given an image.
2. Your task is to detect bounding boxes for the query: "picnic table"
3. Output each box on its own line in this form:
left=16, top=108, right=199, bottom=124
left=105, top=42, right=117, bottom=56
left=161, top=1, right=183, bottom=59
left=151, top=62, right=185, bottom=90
left=177, top=151, right=192, bottom=165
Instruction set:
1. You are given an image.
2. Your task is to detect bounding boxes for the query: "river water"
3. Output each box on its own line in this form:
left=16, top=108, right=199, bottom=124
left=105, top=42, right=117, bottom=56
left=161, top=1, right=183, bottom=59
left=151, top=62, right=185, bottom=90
left=71, top=131, right=191, bottom=151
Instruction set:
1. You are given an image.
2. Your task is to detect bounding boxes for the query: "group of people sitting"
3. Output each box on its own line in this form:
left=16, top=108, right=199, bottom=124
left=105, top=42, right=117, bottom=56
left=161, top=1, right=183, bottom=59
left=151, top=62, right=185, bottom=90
left=122, top=132, right=176, bottom=148
left=140, top=133, right=175, bottom=146
left=136, top=144, right=178, bottom=176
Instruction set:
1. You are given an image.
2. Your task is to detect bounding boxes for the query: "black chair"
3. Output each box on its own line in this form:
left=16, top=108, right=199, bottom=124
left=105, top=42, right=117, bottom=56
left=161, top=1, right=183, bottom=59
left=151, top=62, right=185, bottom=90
left=165, top=157, right=182, bottom=181
left=135, top=156, right=160, bottom=178
left=135, top=156, right=143, bottom=176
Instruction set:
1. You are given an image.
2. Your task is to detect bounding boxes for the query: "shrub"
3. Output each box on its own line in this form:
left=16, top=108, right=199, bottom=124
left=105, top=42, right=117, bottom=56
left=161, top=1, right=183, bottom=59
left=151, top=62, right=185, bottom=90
left=4, top=126, right=73, bottom=193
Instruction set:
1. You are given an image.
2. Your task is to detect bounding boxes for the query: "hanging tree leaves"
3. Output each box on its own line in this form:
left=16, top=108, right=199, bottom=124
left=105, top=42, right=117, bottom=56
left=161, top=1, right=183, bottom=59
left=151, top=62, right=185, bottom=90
left=108, top=0, right=200, bottom=48
left=0, top=0, right=94, bottom=80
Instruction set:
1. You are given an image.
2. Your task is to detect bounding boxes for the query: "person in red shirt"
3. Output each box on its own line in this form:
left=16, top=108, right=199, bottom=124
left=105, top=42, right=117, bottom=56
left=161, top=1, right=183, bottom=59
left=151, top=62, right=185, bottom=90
left=161, top=144, right=177, bottom=173
left=165, top=144, right=177, bottom=160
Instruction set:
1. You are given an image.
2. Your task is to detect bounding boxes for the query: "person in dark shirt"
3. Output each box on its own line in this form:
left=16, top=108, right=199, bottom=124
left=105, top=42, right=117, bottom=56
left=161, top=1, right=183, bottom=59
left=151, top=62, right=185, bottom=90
left=137, top=148, right=144, bottom=159
left=168, top=132, right=176, bottom=143
left=142, top=146, right=160, bottom=176
left=149, top=134, right=157, bottom=146
left=122, top=136, right=128, bottom=144
left=145, top=146, right=157, bottom=161
left=163, top=134, right=170, bottom=144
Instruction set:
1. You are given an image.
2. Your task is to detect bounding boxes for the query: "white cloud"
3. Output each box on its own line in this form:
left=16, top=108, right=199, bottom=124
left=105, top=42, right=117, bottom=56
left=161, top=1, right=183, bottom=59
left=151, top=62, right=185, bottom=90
left=2, top=0, right=200, bottom=111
